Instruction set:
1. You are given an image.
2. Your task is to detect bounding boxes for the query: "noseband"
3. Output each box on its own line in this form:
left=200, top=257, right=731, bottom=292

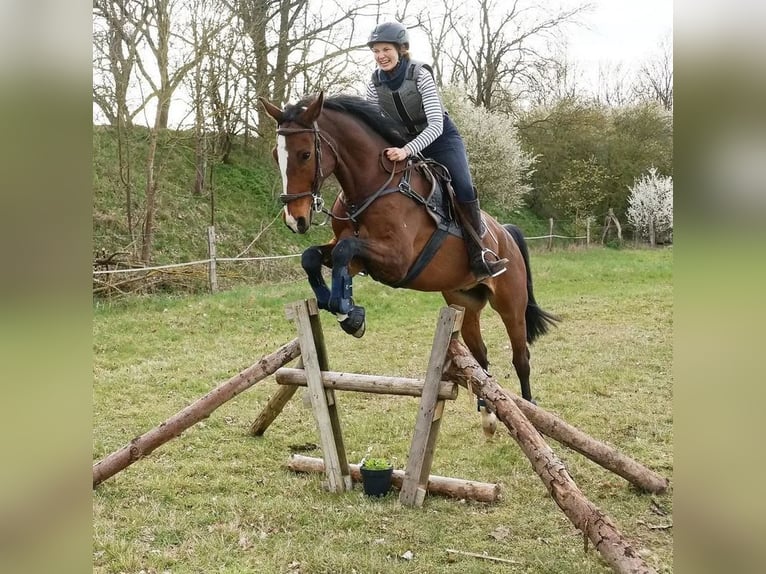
left=276, top=122, right=338, bottom=214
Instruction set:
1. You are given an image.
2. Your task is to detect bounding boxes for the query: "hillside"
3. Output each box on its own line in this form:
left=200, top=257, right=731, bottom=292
left=92, top=125, right=549, bottom=293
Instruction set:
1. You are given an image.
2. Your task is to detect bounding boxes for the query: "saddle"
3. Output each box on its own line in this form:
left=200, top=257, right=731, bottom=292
left=402, top=156, right=463, bottom=239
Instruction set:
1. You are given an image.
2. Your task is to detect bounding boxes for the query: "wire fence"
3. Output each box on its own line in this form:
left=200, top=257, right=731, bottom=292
left=93, top=213, right=658, bottom=297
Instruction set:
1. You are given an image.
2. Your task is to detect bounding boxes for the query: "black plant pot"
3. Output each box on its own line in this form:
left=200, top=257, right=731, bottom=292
left=360, top=466, right=393, bottom=497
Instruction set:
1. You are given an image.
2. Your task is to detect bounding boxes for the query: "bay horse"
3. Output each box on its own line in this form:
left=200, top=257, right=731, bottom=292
left=259, top=91, right=558, bottom=428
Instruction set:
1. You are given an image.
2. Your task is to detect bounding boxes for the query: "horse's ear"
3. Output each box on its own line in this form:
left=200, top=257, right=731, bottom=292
left=259, top=97, right=284, bottom=124
left=301, top=91, right=324, bottom=123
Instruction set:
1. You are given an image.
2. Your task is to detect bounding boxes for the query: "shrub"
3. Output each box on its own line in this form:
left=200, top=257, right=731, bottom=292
left=626, top=167, right=673, bottom=244
left=441, top=87, right=535, bottom=212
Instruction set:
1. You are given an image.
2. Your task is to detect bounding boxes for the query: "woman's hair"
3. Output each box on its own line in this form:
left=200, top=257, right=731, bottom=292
left=398, top=46, right=410, bottom=60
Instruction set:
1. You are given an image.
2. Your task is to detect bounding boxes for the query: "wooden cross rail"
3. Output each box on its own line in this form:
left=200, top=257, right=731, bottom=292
left=251, top=299, right=470, bottom=506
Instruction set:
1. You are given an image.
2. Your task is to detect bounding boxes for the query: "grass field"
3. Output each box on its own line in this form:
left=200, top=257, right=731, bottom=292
left=93, top=246, right=673, bottom=573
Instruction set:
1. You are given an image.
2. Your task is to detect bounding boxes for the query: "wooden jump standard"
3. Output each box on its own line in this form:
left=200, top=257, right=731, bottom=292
left=250, top=298, right=501, bottom=504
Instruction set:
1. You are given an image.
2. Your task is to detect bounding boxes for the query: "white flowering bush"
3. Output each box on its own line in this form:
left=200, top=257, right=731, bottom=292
left=441, top=87, right=534, bottom=211
left=627, top=167, right=673, bottom=244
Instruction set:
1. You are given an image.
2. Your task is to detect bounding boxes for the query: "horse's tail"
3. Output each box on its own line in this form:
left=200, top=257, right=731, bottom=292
left=504, top=224, right=561, bottom=343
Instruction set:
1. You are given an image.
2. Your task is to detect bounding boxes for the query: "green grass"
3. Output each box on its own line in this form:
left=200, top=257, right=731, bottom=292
left=93, top=246, right=673, bottom=573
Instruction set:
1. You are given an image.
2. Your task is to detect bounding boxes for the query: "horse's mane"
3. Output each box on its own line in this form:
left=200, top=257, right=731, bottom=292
left=284, top=94, right=409, bottom=147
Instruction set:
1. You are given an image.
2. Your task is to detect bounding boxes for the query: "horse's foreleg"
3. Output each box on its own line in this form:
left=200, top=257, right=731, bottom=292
left=301, top=246, right=332, bottom=310
left=327, top=238, right=366, bottom=338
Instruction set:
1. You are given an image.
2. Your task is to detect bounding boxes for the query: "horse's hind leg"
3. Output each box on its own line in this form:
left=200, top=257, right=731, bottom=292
left=443, top=289, right=497, bottom=437
left=495, top=305, right=533, bottom=402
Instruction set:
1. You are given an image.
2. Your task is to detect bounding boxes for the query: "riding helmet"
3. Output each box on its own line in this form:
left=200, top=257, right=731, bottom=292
left=367, top=22, right=409, bottom=48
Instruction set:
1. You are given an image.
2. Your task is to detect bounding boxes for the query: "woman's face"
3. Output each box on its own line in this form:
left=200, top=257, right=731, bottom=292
left=370, top=42, right=400, bottom=72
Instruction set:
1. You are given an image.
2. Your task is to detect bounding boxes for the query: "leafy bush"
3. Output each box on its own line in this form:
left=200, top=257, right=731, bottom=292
left=441, top=87, right=534, bottom=212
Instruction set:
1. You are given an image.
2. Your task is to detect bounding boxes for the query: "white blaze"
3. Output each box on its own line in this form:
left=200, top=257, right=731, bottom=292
left=276, top=133, right=299, bottom=232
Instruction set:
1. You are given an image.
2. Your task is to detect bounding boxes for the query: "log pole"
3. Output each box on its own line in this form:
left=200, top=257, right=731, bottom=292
left=275, top=367, right=459, bottom=400
left=447, top=339, right=657, bottom=574
left=93, top=338, right=301, bottom=488
left=509, top=393, right=669, bottom=494
left=287, top=454, right=501, bottom=504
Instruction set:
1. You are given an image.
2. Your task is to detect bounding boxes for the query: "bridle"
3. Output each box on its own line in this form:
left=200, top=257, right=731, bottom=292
left=276, top=121, right=338, bottom=215
left=276, top=119, right=424, bottom=230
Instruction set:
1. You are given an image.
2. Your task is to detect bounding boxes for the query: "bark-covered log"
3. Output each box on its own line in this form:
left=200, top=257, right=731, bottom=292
left=93, top=338, right=301, bottom=488
left=509, top=393, right=668, bottom=493
left=447, top=339, right=657, bottom=574
left=287, top=454, right=501, bottom=503
left=275, top=367, right=459, bottom=399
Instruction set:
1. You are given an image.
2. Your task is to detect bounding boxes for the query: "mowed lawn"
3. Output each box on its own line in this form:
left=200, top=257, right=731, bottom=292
left=93, top=246, right=673, bottom=573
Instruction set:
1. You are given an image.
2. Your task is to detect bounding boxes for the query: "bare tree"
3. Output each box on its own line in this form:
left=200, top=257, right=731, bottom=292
left=93, top=1, right=147, bottom=127
left=420, top=0, right=590, bottom=111
left=232, top=0, right=387, bottom=132
left=634, top=34, right=672, bottom=110
left=595, top=61, right=635, bottom=108
left=93, top=1, right=153, bottom=250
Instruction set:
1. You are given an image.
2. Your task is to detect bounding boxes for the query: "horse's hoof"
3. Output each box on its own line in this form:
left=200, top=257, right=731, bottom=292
left=340, top=306, right=366, bottom=338
left=481, top=410, right=497, bottom=438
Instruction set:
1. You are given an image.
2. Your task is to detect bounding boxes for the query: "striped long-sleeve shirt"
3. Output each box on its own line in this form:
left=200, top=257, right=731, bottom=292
left=365, top=68, right=445, bottom=156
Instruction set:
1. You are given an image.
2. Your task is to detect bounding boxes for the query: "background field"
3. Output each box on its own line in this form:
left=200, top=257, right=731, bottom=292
left=93, top=246, right=673, bottom=573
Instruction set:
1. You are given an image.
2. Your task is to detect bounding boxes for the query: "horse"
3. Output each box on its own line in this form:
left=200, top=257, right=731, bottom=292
left=259, top=91, right=558, bottom=433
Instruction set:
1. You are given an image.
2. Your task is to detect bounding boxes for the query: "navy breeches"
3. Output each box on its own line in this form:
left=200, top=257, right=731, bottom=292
left=421, top=114, right=476, bottom=202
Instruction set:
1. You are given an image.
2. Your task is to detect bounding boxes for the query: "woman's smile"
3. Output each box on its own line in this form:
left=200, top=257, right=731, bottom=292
left=371, top=43, right=399, bottom=72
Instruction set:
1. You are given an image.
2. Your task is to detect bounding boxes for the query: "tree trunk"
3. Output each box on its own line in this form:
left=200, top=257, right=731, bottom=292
left=447, top=340, right=657, bottom=574
left=140, top=125, right=159, bottom=264
left=93, top=338, right=301, bottom=488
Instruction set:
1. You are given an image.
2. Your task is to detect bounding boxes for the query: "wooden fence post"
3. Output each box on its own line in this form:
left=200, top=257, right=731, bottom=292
left=586, top=217, right=591, bottom=246
left=207, top=225, right=218, bottom=293
left=548, top=218, right=554, bottom=250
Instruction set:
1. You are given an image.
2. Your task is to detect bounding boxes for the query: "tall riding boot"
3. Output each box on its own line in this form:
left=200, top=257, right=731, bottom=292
left=457, top=199, right=508, bottom=279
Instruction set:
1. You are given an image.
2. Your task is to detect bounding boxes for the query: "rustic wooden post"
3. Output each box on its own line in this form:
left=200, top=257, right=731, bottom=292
left=648, top=217, right=655, bottom=246
left=399, top=305, right=463, bottom=507
left=548, top=218, right=554, bottom=250
left=286, top=299, right=351, bottom=493
left=586, top=217, right=591, bottom=246
left=207, top=225, right=218, bottom=293
left=250, top=359, right=301, bottom=436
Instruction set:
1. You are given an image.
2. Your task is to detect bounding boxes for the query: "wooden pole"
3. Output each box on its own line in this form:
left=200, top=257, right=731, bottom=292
left=447, top=340, right=657, bottom=574
left=507, top=393, right=668, bottom=493
left=207, top=225, right=218, bottom=293
left=286, top=300, right=350, bottom=493
left=287, top=454, right=501, bottom=503
left=586, top=217, right=591, bottom=246
left=275, top=367, right=459, bottom=400
left=93, top=338, right=301, bottom=488
left=400, top=305, right=462, bottom=506
left=548, top=218, right=554, bottom=250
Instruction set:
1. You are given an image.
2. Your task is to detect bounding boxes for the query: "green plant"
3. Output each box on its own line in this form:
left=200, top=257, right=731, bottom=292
left=360, top=457, right=392, bottom=470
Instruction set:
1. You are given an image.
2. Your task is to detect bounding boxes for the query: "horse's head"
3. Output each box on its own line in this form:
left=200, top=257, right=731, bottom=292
left=259, top=92, right=336, bottom=234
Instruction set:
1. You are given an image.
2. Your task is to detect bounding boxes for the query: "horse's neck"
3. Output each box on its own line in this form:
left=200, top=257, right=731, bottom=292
left=321, top=116, right=391, bottom=201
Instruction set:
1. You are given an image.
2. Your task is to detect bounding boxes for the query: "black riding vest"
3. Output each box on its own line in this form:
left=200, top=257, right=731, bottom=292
left=372, top=60, right=434, bottom=137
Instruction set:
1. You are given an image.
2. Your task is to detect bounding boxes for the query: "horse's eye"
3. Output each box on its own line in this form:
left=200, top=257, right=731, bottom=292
left=301, top=151, right=311, bottom=161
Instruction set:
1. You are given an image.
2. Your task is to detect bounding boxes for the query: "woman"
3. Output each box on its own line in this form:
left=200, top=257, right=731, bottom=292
left=365, top=21, right=507, bottom=280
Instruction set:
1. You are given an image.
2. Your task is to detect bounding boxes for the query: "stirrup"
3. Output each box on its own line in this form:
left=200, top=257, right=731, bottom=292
left=482, top=249, right=508, bottom=278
